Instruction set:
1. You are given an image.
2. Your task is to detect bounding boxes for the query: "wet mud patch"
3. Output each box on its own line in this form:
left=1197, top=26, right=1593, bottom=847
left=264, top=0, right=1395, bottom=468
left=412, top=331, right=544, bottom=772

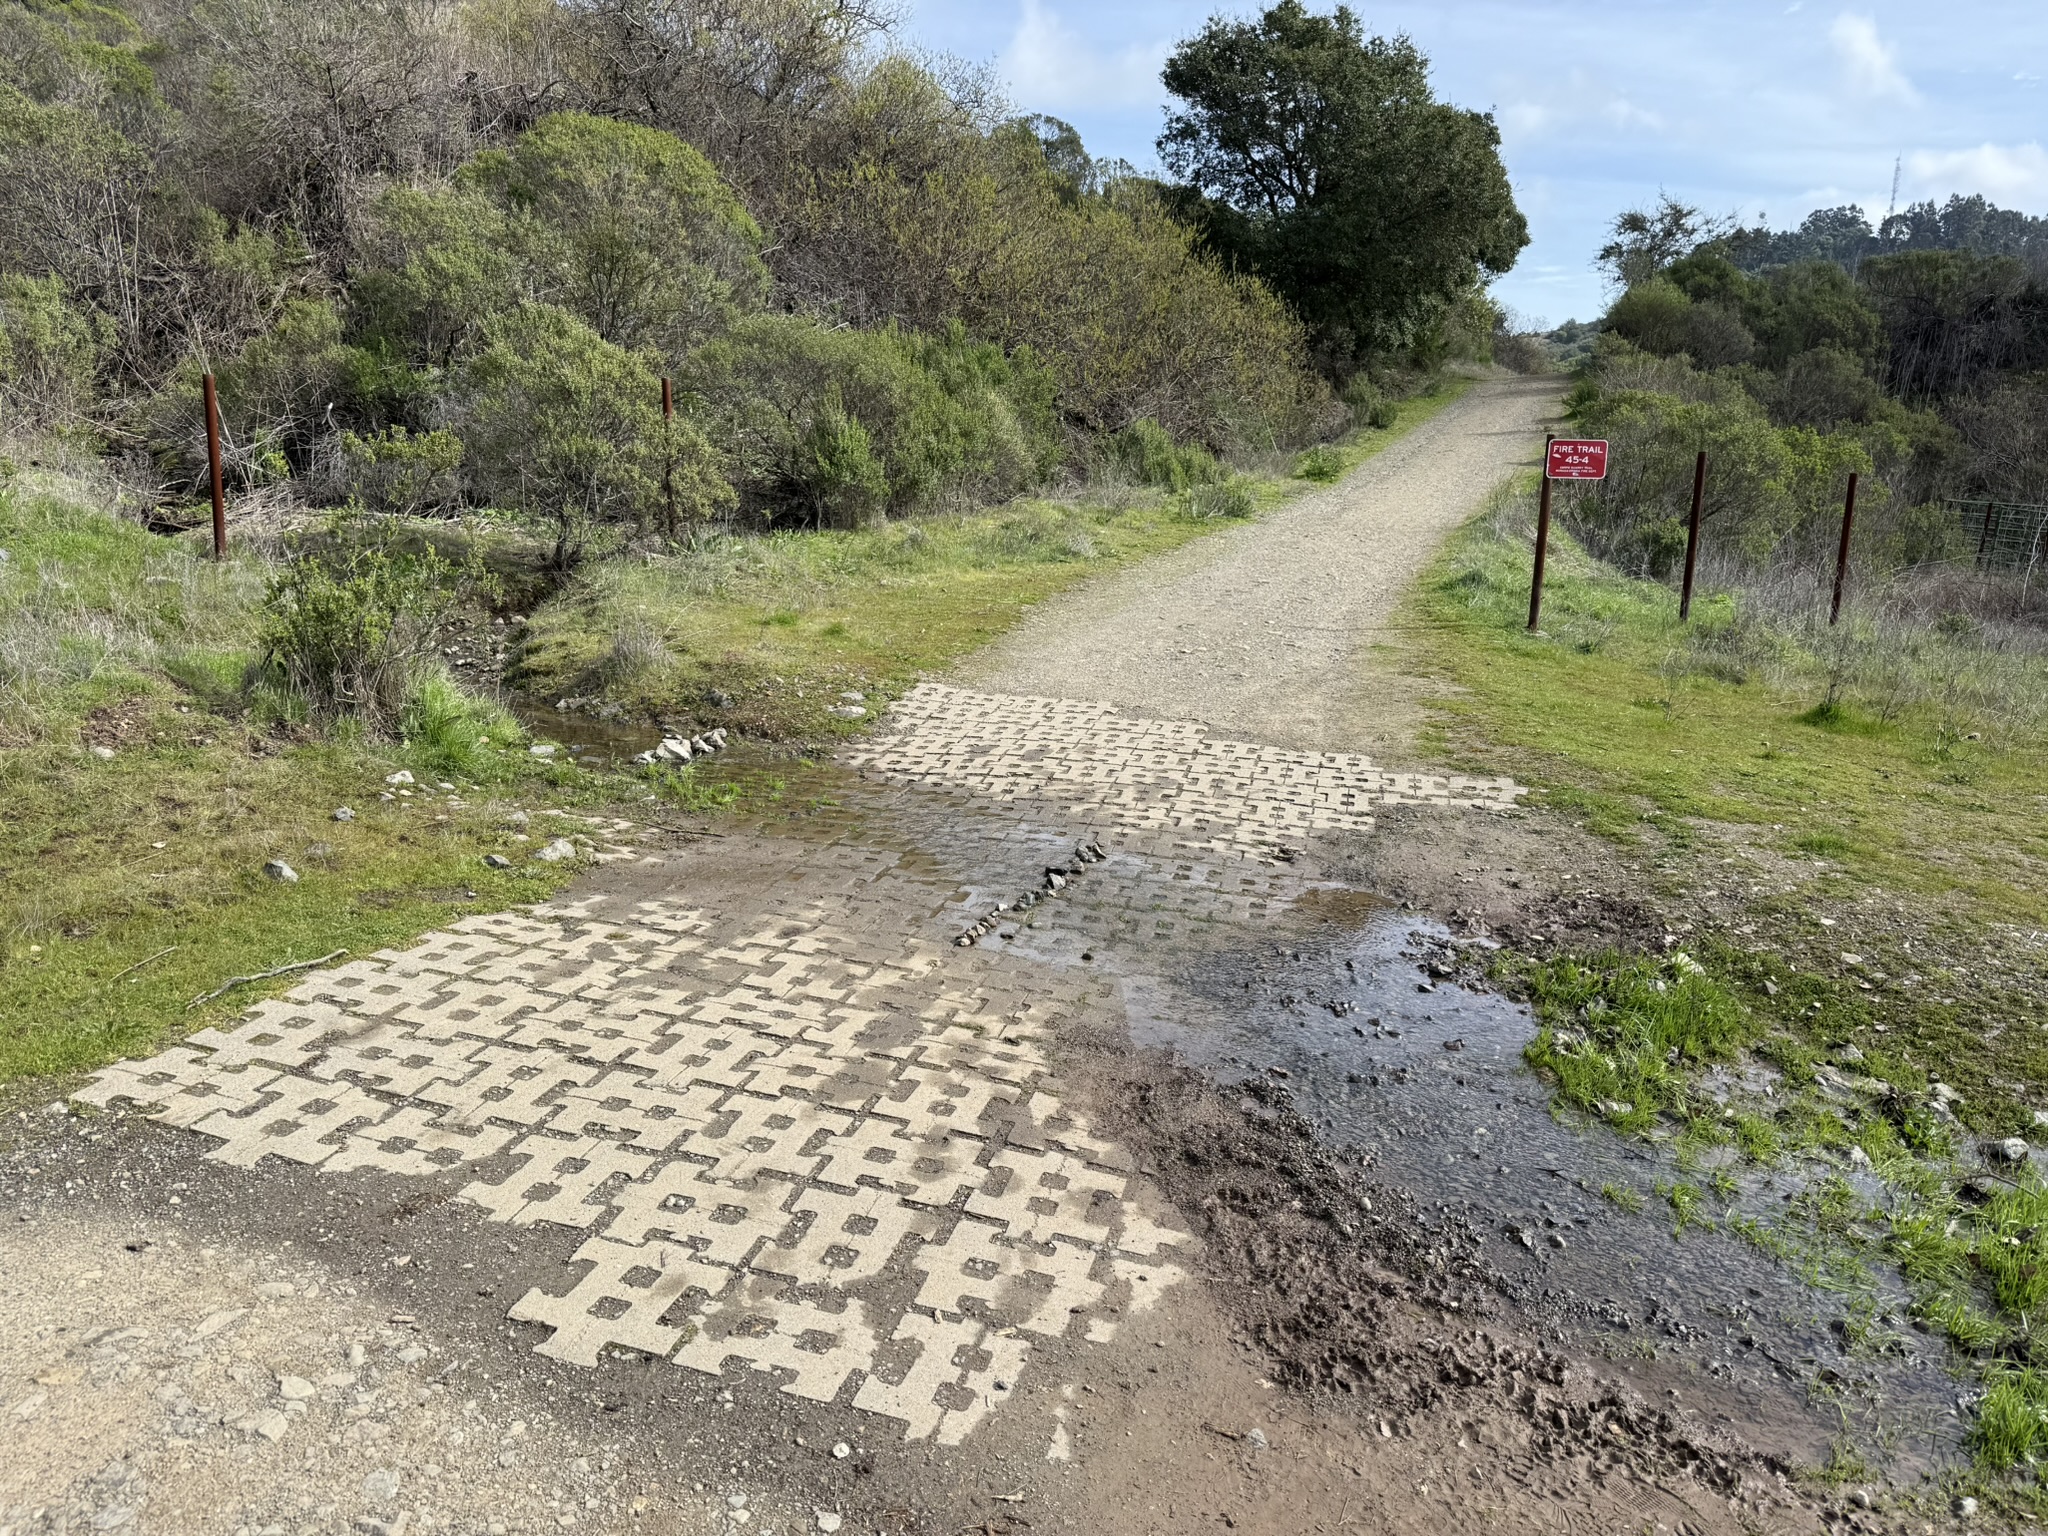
left=1080, top=876, right=1965, bottom=1482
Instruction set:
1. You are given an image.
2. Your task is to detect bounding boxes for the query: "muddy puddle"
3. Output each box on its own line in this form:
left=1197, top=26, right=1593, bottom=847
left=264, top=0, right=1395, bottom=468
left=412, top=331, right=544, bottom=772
left=1109, top=893, right=1967, bottom=1475
left=509, top=697, right=665, bottom=762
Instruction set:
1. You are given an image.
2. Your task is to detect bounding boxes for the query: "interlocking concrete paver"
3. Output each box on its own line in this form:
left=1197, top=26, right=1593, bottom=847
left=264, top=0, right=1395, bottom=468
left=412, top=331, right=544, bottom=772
left=84, top=830, right=1188, bottom=1443
left=845, top=683, right=1522, bottom=860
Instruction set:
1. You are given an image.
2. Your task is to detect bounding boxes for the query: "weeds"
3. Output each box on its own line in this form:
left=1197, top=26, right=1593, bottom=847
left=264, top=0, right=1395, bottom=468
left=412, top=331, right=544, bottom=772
left=1515, top=949, right=1754, bottom=1132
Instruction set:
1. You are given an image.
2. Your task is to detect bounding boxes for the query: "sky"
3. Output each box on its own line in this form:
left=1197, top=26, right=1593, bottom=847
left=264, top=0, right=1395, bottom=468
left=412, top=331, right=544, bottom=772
left=900, top=0, right=2048, bottom=326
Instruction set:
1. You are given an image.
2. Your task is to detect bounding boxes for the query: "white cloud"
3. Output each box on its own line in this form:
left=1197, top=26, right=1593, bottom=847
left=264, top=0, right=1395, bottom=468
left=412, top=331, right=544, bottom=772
left=998, top=0, right=1169, bottom=114
left=1905, top=143, right=2048, bottom=207
left=1829, top=13, right=1917, bottom=104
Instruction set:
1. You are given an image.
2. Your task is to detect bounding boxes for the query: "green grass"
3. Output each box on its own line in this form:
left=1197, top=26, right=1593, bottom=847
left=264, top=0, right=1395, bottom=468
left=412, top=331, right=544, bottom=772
left=1419, top=507, right=2048, bottom=1133
left=517, top=378, right=1473, bottom=740
left=1513, top=949, right=1753, bottom=1133
left=0, top=471, right=607, bottom=1085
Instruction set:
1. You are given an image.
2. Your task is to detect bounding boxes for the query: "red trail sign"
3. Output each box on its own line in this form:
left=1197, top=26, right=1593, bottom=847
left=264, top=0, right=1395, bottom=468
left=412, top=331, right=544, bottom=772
left=1546, top=439, right=1609, bottom=479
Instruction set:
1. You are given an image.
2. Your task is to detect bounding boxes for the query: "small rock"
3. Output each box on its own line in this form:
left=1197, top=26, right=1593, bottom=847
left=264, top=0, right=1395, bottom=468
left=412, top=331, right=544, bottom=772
left=1244, top=1427, right=1268, bottom=1448
left=1594, top=1099, right=1634, bottom=1118
left=708, top=689, right=733, bottom=708
left=839, top=690, right=865, bottom=703
left=726, top=1495, right=748, bottom=1511
left=362, top=1468, right=401, bottom=1503
left=238, top=1409, right=289, bottom=1441
left=256, top=1282, right=294, bottom=1299
left=816, top=1515, right=843, bottom=1534
left=385, top=770, right=414, bottom=786
left=277, top=1376, right=315, bottom=1402
left=831, top=1442, right=851, bottom=1460
left=1547, top=1233, right=1567, bottom=1250
left=1987, top=1137, right=2030, bottom=1166
left=1441, top=1038, right=1465, bottom=1052
left=534, top=838, right=579, bottom=863
left=1840, top=953, right=1864, bottom=966
left=1957, top=1495, right=1978, bottom=1519
left=529, top=744, right=557, bottom=758
left=1848, top=1146, right=1871, bottom=1168
left=262, top=860, right=299, bottom=883
left=827, top=705, right=866, bottom=720
left=1836, top=1043, right=1864, bottom=1064
left=507, top=810, right=530, bottom=827
left=90, top=745, right=116, bottom=761
left=483, top=854, right=512, bottom=869
left=394, top=1345, right=426, bottom=1364
left=332, top=807, right=356, bottom=822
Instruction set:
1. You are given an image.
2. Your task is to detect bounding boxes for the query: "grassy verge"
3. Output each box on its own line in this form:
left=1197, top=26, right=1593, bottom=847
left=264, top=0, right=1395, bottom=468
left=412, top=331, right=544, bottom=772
left=1412, top=491, right=2048, bottom=1494
left=514, top=376, right=1473, bottom=740
left=0, top=470, right=617, bottom=1086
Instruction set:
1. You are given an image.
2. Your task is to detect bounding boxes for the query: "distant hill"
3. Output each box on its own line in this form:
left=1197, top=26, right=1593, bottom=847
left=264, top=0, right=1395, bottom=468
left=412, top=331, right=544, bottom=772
left=1728, top=194, right=2048, bottom=275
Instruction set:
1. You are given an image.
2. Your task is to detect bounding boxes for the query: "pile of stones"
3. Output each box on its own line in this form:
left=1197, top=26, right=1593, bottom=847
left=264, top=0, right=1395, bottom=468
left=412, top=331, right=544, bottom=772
left=632, top=727, right=730, bottom=767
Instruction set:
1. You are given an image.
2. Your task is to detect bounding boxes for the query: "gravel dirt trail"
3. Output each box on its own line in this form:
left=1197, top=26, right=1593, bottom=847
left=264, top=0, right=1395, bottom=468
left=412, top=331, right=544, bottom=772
left=961, top=374, right=1564, bottom=756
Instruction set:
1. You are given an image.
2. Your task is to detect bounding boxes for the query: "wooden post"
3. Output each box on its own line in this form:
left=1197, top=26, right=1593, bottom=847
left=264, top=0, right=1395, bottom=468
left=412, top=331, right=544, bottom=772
left=1527, top=434, right=1555, bottom=632
left=1830, top=472, right=1859, bottom=625
left=660, top=376, right=677, bottom=539
left=202, top=372, right=227, bottom=560
left=1679, top=450, right=1707, bottom=620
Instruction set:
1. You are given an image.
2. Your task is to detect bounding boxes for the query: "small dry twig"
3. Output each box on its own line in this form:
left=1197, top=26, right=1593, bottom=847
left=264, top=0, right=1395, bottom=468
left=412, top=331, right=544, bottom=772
left=187, top=949, right=347, bottom=1009
left=107, top=946, right=177, bottom=983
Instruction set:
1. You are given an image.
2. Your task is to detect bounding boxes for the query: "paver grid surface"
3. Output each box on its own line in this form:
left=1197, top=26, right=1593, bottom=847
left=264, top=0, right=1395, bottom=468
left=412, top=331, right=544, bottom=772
left=77, top=683, right=1525, bottom=1446
left=842, top=684, right=1522, bottom=861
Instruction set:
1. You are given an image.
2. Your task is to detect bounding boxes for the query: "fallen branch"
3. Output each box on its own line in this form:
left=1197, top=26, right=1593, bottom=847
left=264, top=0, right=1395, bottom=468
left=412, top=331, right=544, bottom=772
left=187, top=949, right=347, bottom=1009
left=107, top=946, right=177, bottom=983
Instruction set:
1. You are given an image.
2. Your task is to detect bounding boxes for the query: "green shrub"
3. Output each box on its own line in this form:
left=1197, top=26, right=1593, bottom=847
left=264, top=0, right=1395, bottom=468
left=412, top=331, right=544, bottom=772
left=358, top=113, right=769, bottom=368
left=257, top=522, right=457, bottom=730
left=458, top=304, right=730, bottom=565
left=798, top=399, right=889, bottom=528
left=0, top=272, right=109, bottom=428
left=1295, top=444, right=1345, bottom=482
left=337, top=426, right=464, bottom=515
left=1186, top=476, right=1257, bottom=519
left=1109, top=418, right=1220, bottom=491
left=690, top=315, right=1056, bottom=523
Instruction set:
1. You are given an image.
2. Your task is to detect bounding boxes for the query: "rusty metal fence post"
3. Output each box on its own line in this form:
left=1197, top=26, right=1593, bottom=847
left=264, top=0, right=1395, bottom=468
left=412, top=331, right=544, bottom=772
left=1830, top=472, right=1859, bottom=625
left=1679, top=450, right=1707, bottom=620
left=1527, top=434, right=1555, bottom=632
left=202, top=372, right=227, bottom=560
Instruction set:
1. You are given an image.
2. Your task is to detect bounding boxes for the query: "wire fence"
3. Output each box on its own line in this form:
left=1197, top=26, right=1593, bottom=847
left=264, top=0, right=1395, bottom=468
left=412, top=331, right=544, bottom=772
left=1953, top=499, right=2048, bottom=573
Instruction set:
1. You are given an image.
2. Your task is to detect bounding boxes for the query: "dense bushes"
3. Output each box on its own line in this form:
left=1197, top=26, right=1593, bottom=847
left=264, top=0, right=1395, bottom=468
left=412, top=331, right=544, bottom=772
left=688, top=318, right=1062, bottom=526
left=2, top=0, right=1341, bottom=551
left=1571, top=197, right=2048, bottom=591
left=1567, top=355, right=1882, bottom=574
